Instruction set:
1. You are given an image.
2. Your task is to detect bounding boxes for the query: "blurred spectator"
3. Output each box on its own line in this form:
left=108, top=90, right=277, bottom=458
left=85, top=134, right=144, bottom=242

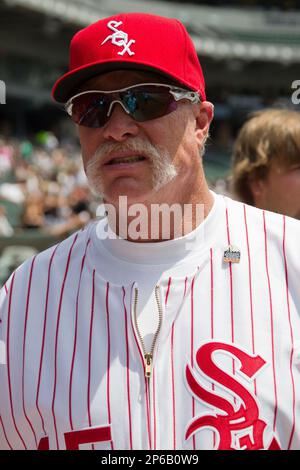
left=230, top=108, right=300, bottom=219
left=0, top=132, right=95, bottom=237
left=0, top=182, right=25, bottom=204
left=43, top=191, right=64, bottom=227
left=0, top=139, right=14, bottom=176
left=22, top=191, right=45, bottom=229
left=43, top=186, right=92, bottom=237
left=35, top=131, right=59, bottom=151
left=20, top=140, right=34, bottom=163
left=0, top=205, right=14, bottom=236
left=212, top=178, right=231, bottom=197
left=0, top=246, right=38, bottom=287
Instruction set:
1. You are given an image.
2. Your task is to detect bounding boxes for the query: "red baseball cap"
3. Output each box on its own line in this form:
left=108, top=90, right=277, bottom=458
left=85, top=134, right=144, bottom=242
left=52, top=12, right=206, bottom=103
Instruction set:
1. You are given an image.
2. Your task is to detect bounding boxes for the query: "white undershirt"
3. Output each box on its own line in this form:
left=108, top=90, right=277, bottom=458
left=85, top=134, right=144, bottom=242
left=90, top=191, right=224, bottom=351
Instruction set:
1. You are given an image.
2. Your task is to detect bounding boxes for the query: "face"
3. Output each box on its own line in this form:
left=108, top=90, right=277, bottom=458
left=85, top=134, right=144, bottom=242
left=250, top=161, right=300, bottom=219
left=76, top=70, right=213, bottom=206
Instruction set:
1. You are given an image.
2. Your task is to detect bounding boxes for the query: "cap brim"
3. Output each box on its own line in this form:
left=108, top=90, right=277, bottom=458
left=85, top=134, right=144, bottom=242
left=52, top=59, right=194, bottom=104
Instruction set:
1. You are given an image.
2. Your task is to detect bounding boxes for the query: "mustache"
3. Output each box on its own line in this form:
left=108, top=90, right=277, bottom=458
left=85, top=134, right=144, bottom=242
left=89, top=138, right=161, bottom=165
left=85, top=138, right=178, bottom=198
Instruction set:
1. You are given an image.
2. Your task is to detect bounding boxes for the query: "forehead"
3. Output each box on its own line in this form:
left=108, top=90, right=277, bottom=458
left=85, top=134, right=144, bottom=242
left=79, top=70, right=172, bottom=92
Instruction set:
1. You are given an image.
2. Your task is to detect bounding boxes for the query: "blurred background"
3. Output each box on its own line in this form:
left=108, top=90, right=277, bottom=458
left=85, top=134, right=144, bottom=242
left=0, top=0, right=299, bottom=286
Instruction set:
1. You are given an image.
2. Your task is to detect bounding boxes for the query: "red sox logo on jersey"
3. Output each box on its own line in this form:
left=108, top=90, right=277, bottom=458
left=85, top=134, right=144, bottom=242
left=185, top=341, right=281, bottom=450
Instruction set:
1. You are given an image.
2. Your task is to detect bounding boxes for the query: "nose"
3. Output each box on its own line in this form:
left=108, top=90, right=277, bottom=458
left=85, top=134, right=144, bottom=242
left=101, top=102, right=139, bottom=142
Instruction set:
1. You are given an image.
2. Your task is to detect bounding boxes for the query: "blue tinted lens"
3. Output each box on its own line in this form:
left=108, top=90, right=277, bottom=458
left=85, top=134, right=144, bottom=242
left=122, top=91, right=138, bottom=113
left=120, top=88, right=173, bottom=122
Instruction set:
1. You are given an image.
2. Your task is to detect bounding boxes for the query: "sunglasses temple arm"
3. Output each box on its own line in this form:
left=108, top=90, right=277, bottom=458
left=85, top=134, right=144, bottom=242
left=170, top=90, right=200, bottom=103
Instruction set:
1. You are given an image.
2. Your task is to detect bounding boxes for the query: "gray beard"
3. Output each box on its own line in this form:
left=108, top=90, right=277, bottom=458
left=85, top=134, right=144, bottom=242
left=85, top=138, right=178, bottom=200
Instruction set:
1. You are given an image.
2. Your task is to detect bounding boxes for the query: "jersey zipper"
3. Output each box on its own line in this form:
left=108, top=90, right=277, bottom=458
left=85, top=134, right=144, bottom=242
left=132, top=284, right=163, bottom=449
left=133, top=285, right=163, bottom=380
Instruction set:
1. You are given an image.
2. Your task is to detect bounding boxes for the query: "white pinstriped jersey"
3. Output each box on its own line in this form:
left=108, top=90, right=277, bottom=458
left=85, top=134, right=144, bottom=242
left=0, top=193, right=300, bottom=450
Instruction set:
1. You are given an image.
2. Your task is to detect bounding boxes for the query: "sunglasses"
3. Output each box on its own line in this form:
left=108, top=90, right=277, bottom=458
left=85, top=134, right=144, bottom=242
left=65, top=83, right=200, bottom=128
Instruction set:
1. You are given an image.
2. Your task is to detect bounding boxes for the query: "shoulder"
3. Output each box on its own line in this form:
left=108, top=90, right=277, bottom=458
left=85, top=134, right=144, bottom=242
left=0, top=221, right=95, bottom=321
left=222, top=194, right=300, bottom=241
left=22, top=221, right=94, bottom=275
left=221, top=194, right=300, bottom=278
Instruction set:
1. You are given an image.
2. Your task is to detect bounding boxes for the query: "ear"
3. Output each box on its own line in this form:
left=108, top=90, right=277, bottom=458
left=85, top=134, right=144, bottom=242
left=248, top=175, right=267, bottom=204
left=194, top=101, right=214, bottom=147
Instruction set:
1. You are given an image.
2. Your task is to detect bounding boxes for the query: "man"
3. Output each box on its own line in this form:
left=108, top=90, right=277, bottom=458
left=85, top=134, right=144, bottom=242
left=0, top=13, right=300, bottom=451
left=231, top=108, right=300, bottom=219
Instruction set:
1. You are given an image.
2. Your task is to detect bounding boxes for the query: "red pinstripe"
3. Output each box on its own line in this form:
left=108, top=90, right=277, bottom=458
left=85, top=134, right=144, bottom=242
left=190, top=274, right=196, bottom=450
left=69, top=239, right=91, bottom=430
left=129, top=284, right=152, bottom=449
left=153, top=371, right=157, bottom=450
left=171, top=320, right=176, bottom=450
left=169, top=277, right=175, bottom=450
left=144, top=378, right=152, bottom=450
left=243, top=205, right=257, bottom=396
left=22, top=255, right=38, bottom=447
left=122, top=287, right=133, bottom=450
left=129, top=285, right=145, bottom=375
left=4, top=284, right=8, bottom=295
left=154, top=279, right=172, bottom=449
left=210, top=249, right=214, bottom=340
left=6, top=272, right=26, bottom=449
left=165, top=277, right=171, bottom=304
left=105, top=282, right=114, bottom=450
left=36, top=244, right=60, bottom=437
left=87, top=272, right=96, bottom=420
left=210, top=248, right=216, bottom=448
left=87, top=270, right=96, bottom=450
left=153, top=277, right=170, bottom=450
left=171, top=277, right=187, bottom=450
left=52, top=234, right=78, bottom=450
left=225, top=207, right=235, bottom=345
left=263, top=211, right=278, bottom=431
left=225, top=206, right=236, bottom=394
left=282, top=216, right=296, bottom=449
left=0, top=415, right=12, bottom=450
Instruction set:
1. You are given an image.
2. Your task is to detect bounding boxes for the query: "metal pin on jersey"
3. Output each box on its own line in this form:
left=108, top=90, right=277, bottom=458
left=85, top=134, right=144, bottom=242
left=223, top=245, right=241, bottom=263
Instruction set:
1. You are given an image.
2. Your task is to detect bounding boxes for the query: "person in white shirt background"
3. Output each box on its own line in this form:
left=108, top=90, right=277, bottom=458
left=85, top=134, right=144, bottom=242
left=0, top=12, right=300, bottom=451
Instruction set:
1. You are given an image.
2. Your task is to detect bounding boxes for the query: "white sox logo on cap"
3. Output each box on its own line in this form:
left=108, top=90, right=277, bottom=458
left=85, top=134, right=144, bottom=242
left=101, top=20, right=135, bottom=56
